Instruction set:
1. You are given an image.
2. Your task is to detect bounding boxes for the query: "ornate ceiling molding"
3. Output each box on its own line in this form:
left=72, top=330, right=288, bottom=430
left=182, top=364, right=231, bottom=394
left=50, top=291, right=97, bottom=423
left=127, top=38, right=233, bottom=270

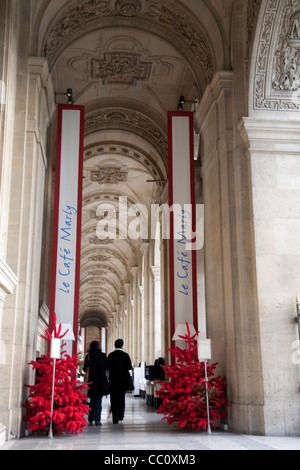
left=42, top=0, right=214, bottom=91
left=252, top=0, right=300, bottom=111
left=84, top=142, right=166, bottom=183
left=84, top=108, right=168, bottom=166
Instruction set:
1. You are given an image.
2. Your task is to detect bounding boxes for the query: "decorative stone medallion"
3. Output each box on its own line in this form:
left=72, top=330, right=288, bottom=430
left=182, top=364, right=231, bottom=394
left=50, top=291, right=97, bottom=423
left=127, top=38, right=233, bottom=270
left=114, top=0, right=143, bottom=16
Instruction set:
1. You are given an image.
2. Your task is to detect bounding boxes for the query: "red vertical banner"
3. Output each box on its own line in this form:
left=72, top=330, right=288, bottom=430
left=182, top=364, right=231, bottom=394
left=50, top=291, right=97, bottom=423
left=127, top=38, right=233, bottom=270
left=49, top=105, right=85, bottom=356
left=168, top=111, right=198, bottom=348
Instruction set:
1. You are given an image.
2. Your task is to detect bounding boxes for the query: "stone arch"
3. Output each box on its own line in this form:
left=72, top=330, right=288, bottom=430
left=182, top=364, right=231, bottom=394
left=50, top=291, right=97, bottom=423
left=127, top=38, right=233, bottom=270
left=38, top=0, right=222, bottom=94
left=249, top=0, right=300, bottom=114
left=80, top=310, right=108, bottom=328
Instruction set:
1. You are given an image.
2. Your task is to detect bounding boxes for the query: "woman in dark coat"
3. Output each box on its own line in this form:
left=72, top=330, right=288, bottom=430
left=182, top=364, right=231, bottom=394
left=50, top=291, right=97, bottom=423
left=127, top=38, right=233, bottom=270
left=83, top=341, right=110, bottom=425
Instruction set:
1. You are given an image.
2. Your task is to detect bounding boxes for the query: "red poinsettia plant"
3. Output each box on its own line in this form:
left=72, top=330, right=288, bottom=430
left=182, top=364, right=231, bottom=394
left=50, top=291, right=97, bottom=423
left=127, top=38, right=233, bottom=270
left=156, top=323, right=228, bottom=431
left=23, top=314, right=89, bottom=435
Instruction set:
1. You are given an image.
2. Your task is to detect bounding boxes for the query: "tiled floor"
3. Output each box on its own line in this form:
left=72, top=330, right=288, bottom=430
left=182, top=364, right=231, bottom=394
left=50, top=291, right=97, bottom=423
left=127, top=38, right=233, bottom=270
left=2, top=394, right=300, bottom=451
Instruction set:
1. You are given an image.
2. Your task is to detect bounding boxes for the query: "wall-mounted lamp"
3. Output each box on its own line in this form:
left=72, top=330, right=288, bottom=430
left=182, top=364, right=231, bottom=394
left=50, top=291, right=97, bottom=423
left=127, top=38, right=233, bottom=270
left=55, top=88, right=74, bottom=105
left=66, top=88, right=73, bottom=105
left=177, top=95, right=199, bottom=112
left=177, top=96, right=185, bottom=111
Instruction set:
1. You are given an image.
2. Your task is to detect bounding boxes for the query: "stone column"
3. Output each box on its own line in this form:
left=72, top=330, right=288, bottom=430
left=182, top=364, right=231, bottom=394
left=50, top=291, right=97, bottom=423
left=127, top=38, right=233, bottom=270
left=160, top=238, right=168, bottom=364
left=115, top=304, right=120, bottom=340
left=107, top=317, right=114, bottom=353
left=243, top=116, right=300, bottom=435
left=109, top=312, right=116, bottom=352
left=151, top=266, right=161, bottom=359
left=0, top=10, right=18, bottom=445
left=131, top=267, right=139, bottom=366
left=138, top=285, right=144, bottom=362
left=124, top=283, right=131, bottom=355
left=141, top=243, right=150, bottom=363
left=0, top=258, right=17, bottom=446
left=119, top=294, right=125, bottom=341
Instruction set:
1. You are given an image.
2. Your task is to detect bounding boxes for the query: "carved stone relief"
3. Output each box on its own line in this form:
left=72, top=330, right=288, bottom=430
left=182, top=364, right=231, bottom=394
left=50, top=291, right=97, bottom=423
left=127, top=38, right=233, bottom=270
left=115, top=0, right=143, bottom=16
left=88, top=236, right=113, bottom=244
left=89, top=255, right=111, bottom=262
left=91, top=52, right=152, bottom=86
left=84, top=143, right=164, bottom=182
left=90, top=161, right=129, bottom=184
left=272, top=4, right=300, bottom=92
left=253, top=0, right=300, bottom=110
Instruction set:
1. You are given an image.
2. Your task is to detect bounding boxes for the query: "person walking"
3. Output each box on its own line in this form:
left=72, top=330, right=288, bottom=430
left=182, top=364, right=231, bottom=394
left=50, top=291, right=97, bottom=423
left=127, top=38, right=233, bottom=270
left=106, top=339, right=132, bottom=424
left=83, top=340, right=110, bottom=426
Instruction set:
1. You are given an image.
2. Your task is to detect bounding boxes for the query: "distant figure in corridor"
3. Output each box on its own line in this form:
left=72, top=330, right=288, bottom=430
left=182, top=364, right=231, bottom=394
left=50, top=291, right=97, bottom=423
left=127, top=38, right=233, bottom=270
left=106, top=339, right=132, bottom=424
left=83, top=340, right=110, bottom=426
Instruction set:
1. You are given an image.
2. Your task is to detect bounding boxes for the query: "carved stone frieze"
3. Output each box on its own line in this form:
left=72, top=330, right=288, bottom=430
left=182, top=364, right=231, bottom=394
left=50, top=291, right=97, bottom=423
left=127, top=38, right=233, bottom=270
left=88, top=236, right=113, bottom=244
left=89, top=255, right=111, bottom=262
left=253, top=0, right=300, bottom=111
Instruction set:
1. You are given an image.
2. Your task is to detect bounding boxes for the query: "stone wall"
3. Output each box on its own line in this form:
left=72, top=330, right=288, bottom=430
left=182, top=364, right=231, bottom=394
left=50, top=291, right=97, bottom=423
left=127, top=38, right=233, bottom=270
left=0, top=1, right=55, bottom=441
left=195, top=71, right=265, bottom=435
left=244, top=0, right=300, bottom=435
left=244, top=117, right=300, bottom=435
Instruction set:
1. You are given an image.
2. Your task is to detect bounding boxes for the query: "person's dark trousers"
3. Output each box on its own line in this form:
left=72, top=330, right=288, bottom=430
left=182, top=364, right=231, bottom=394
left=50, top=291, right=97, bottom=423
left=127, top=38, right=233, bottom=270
left=89, top=396, right=102, bottom=424
left=110, top=388, right=126, bottom=423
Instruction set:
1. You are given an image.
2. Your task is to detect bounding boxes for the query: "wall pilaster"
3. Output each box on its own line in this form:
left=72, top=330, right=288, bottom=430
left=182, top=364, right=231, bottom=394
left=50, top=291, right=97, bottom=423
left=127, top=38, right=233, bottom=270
left=243, top=116, right=300, bottom=435
left=0, top=3, right=55, bottom=435
left=195, top=71, right=265, bottom=434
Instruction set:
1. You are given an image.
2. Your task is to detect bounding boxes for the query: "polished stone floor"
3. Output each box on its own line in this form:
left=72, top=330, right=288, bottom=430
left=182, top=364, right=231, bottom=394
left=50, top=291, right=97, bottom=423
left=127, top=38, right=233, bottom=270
left=2, top=394, right=300, bottom=451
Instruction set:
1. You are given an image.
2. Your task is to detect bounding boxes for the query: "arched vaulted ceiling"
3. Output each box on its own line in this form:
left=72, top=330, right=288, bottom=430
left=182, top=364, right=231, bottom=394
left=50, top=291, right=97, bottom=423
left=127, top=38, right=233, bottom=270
left=33, top=0, right=239, bottom=330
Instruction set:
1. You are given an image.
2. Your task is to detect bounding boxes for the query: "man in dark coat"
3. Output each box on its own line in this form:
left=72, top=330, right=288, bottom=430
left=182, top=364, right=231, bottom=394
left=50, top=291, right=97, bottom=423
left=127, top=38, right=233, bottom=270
left=106, top=339, right=132, bottom=424
left=83, top=340, right=110, bottom=425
